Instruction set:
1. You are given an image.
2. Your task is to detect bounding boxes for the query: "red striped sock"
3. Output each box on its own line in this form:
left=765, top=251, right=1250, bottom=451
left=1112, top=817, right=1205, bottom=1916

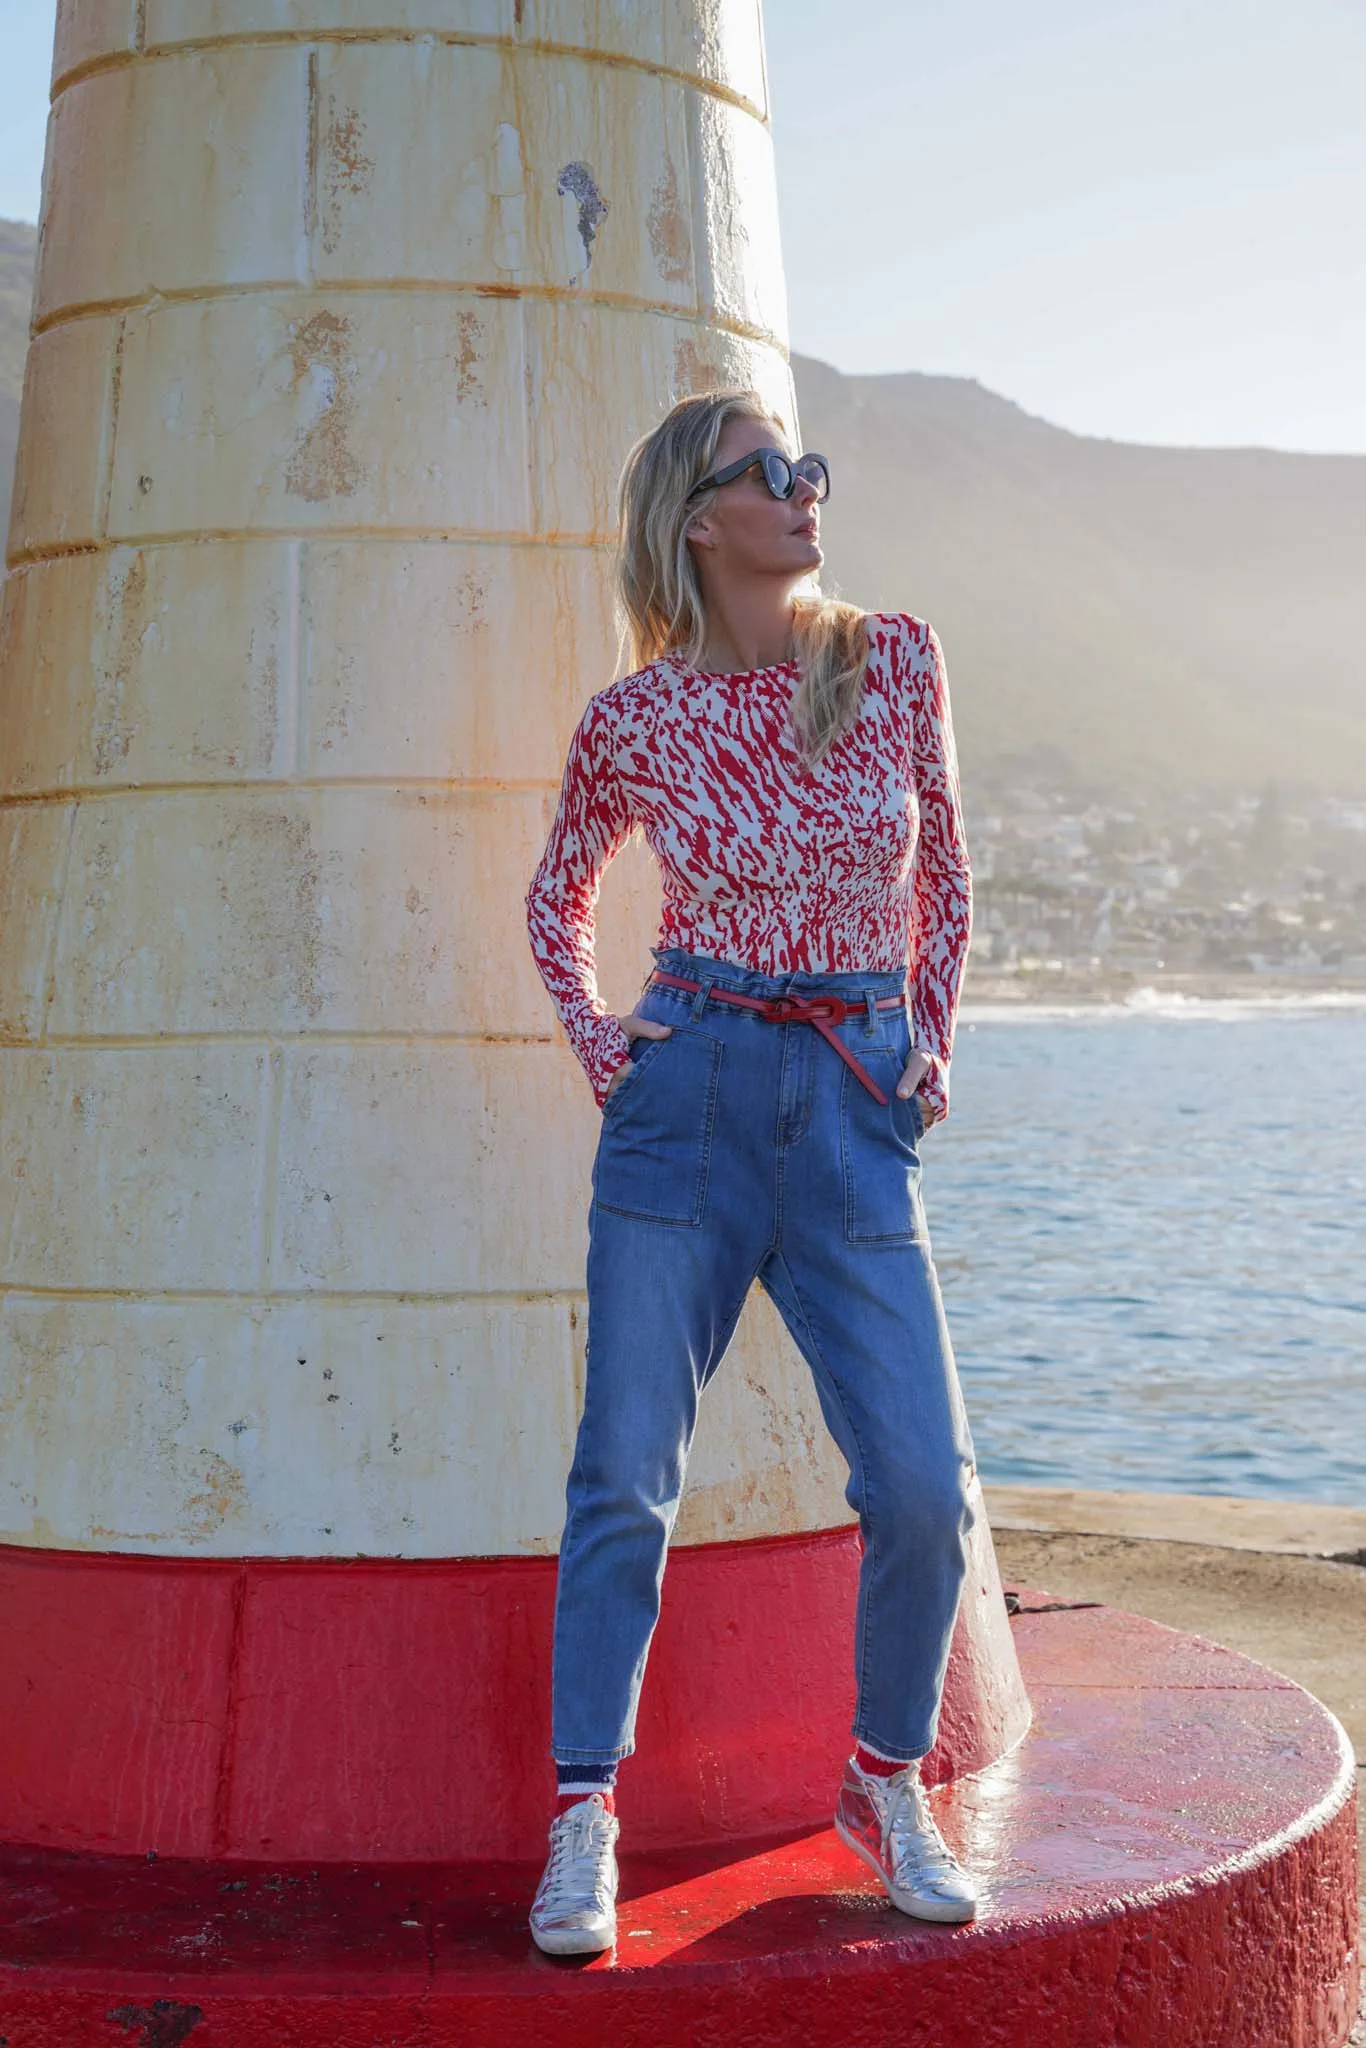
left=555, top=1788, right=616, bottom=1819
left=854, top=1742, right=913, bottom=1779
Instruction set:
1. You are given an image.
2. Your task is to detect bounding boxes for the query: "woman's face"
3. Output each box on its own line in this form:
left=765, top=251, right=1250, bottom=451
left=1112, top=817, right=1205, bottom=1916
left=685, top=414, right=823, bottom=581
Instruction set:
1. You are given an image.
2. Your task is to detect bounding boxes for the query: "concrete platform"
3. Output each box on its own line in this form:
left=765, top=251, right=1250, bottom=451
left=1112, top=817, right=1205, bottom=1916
left=985, top=1483, right=1366, bottom=1559
left=1, top=1597, right=1357, bottom=2047
left=989, top=1501, right=1366, bottom=2046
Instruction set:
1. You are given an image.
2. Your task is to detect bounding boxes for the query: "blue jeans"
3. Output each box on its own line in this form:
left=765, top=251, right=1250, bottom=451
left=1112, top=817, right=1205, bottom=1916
left=551, top=947, right=978, bottom=1767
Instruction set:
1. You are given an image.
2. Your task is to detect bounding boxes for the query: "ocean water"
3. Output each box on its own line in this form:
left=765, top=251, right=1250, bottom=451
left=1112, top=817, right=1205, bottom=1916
left=923, top=994, right=1366, bottom=1504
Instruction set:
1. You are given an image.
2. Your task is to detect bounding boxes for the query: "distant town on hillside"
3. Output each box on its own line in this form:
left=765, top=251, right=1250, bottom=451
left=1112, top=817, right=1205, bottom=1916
left=957, top=775, right=1366, bottom=1002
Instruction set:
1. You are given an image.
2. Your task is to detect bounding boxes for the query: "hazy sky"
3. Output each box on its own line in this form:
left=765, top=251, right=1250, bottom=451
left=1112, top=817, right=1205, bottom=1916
left=1, top=0, right=1361, bottom=454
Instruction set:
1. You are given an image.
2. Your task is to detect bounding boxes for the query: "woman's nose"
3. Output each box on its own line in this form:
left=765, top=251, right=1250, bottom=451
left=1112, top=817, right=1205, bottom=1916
left=792, top=474, right=819, bottom=507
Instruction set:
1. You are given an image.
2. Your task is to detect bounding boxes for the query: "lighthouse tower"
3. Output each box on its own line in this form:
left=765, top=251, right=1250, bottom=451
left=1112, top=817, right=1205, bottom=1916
left=0, top=0, right=1028, bottom=1865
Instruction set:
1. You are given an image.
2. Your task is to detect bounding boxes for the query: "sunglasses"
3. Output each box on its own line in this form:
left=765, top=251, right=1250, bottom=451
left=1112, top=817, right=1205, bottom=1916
left=687, top=444, right=831, bottom=503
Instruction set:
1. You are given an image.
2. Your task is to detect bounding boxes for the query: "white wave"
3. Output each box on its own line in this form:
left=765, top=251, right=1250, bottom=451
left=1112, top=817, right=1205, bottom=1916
left=960, top=985, right=1366, bottom=1025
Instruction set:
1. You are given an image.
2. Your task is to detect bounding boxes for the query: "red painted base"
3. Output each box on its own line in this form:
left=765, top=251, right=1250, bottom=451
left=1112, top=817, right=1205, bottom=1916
left=0, top=1523, right=1029, bottom=1863
left=0, top=1600, right=1357, bottom=2048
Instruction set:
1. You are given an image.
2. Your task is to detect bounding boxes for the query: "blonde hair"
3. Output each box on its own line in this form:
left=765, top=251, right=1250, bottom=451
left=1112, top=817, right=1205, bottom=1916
left=614, top=388, right=870, bottom=770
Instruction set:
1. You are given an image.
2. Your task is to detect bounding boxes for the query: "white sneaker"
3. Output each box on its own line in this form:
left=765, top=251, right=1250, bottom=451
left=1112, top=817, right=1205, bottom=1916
left=529, top=1794, right=620, bottom=1956
left=834, top=1758, right=977, bottom=1923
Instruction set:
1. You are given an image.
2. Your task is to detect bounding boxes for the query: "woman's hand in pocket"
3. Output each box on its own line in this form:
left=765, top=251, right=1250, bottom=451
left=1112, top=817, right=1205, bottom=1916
left=895, top=1047, right=941, bottom=1126
left=603, top=1012, right=674, bottom=1103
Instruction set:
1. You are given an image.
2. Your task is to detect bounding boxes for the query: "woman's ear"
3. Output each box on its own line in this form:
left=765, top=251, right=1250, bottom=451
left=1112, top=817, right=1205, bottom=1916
left=685, top=509, right=716, bottom=551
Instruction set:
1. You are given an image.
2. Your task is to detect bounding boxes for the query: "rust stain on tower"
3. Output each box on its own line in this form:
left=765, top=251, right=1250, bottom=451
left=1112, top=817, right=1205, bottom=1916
left=648, top=157, right=692, bottom=285
left=285, top=309, right=364, bottom=502
left=320, top=99, right=376, bottom=255
left=453, top=309, right=484, bottom=408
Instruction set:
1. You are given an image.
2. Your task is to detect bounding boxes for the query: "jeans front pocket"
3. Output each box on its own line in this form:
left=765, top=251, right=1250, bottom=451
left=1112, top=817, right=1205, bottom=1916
left=840, top=1046, right=927, bottom=1246
left=594, top=1027, right=723, bottom=1227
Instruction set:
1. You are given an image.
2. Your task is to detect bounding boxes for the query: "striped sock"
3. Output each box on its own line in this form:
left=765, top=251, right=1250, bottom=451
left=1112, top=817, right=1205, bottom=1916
left=554, top=1759, right=618, bottom=1818
left=854, top=1740, right=915, bottom=1779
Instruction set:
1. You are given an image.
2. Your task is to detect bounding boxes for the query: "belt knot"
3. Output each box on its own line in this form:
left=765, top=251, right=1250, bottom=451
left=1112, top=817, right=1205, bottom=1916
left=761, top=993, right=849, bottom=1027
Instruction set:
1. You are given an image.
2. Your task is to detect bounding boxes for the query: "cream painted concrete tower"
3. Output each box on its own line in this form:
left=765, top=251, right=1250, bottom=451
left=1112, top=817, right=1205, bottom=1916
left=0, top=1, right=1031, bottom=1867
left=0, top=0, right=859, bottom=1562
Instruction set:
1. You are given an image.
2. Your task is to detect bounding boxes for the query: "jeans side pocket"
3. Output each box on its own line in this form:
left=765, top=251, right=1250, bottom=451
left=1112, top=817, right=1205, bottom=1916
left=840, top=1049, right=927, bottom=1246
left=594, top=1029, right=723, bottom=1227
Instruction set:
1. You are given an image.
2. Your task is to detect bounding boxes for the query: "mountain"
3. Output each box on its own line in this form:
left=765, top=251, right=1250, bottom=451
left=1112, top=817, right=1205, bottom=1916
left=792, top=353, right=1366, bottom=799
left=1, top=212, right=1361, bottom=797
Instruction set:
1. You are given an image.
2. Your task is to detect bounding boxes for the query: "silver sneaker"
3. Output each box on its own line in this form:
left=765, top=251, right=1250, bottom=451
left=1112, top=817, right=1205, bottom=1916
left=529, top=1794, right=620, bottom=1956
left=834, top=1758, right=978, bottom=1923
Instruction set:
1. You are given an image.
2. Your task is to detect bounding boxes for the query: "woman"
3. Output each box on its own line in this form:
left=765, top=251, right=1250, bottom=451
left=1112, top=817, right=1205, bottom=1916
left=523, top=387, right=978, bottom=1955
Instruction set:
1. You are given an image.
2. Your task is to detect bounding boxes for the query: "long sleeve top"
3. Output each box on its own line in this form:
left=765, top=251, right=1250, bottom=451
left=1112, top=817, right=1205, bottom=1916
left=524, top=611, right=972, bottom=1118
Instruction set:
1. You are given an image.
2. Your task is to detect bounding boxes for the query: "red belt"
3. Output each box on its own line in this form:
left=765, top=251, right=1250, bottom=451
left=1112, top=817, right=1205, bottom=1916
left=647, top=969, right=906, bottom=1106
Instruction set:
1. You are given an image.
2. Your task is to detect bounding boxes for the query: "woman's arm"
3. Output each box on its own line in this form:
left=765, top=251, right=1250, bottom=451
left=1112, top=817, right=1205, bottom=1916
left=906, top=621, right=973, bottom=1122
left=525, top=693, right=636, bottom=1106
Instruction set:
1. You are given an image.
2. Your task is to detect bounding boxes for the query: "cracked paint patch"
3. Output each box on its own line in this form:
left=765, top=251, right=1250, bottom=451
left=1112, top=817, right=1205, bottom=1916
left=182, top=1450, right=248, bottom=1540
left=452, top=308, right=484, bottom=407
left=556, top=161, right=609, bottom=284
left=284, top=310, right=366, bottom=502
left=218, top=802, right=335, bottom=1020
left=91, top=549, right=150, bottom=775
left=647, top=155, right=690, bottom=285
left=318, top=98, right=375, bottom=256
left=673, top=336, right=728, bottom=397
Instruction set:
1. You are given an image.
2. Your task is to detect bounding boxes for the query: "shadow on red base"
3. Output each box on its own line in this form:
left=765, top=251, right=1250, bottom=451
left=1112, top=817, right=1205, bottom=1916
left=0, top=1601, right=1357, bottom=2048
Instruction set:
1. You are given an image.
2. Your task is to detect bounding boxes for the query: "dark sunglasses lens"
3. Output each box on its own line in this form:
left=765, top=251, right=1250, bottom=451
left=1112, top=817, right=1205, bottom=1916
left=760, top=451, right=795, bottom=498
left=795, top=454, right=830, bottom=501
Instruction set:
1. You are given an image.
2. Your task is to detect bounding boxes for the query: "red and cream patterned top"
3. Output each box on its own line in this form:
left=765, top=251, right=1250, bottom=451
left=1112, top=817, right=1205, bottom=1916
left=525, top=612, right=972, bottom=1119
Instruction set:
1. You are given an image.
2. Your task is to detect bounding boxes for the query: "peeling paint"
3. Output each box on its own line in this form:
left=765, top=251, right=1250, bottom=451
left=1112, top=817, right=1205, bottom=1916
left=675, top=1466, right=838, bottom=1546
left=238, top=585, right=281, bottom=773
left=319, top=97, right=375, bottom=257
left=216, top=804, right=335, bottom=1020
left=452, top=308, right=484, bottom=407
left=182, top=1452, right=248, bottom=1539
left=91, top=551, right=149, bottom=775
left=673, top=336, right=728, bottom=397
left=556, top=160, right=609, bottom=283
left=647, top=155, right=690, bottom=285
left=284, top=309, right=365, bottom=502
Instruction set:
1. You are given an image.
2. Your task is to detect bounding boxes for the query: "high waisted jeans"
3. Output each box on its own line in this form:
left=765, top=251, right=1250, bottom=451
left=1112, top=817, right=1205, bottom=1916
left=551, top=946, right=978, bottom=1768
